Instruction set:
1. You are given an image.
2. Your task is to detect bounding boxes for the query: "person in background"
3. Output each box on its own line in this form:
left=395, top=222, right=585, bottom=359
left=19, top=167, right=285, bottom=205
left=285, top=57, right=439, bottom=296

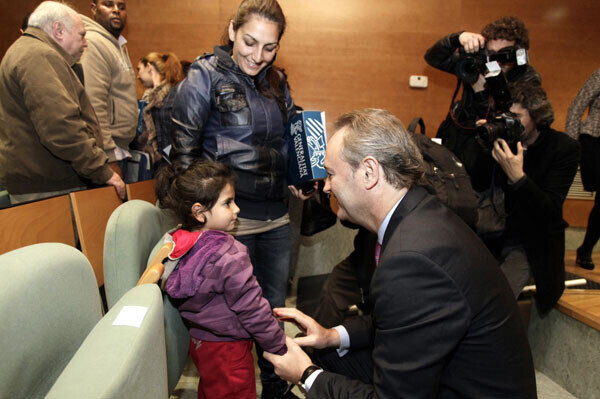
left=0, top=1, right=125, bottom=203
left=155, top=160, right=288, bottom=399
left=20, top=13, right=31, bottom=34
left=135, top=52, right=184, bottom=170
left=425, top=16, right=541, bottom=191
left=486, top=82, right=579, bottom=311
left=80, top=0, right=137, bottom=178
left=180, top=60, right=192, bottom=76
left=169, top=1, right=306, bottom=397
left=566, top=68, right=600, bottom=271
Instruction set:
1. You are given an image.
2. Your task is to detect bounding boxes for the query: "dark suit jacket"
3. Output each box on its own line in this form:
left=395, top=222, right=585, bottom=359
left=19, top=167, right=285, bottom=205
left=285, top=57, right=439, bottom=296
left=309, top=186, right=536, bottom=398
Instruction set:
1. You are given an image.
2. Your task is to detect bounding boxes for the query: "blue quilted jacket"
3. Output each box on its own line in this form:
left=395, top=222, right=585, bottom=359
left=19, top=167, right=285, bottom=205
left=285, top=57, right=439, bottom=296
left=170, top=45, right=295, bottom=220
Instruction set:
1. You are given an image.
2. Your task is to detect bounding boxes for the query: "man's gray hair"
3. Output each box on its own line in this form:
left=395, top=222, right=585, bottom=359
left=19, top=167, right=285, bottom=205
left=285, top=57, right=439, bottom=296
left=334, top=109, right=425, bottom=190
left=28, top=1, right=78, bottom=34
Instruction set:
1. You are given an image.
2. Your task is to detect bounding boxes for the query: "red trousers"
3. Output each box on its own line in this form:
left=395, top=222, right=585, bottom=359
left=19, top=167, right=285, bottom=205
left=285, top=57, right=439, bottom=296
left=189, top=338, right=256, bottom=399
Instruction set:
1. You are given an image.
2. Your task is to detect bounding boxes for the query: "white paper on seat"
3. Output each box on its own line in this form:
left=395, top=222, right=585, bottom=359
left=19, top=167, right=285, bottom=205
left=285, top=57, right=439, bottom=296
left=112, top=306, right=149, bottom=328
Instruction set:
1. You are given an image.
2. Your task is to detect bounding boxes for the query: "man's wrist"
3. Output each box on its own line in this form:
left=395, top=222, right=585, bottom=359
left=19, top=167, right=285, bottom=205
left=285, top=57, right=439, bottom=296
left=300, top=365, right=321, bottom=385
left=325, top=327, right=341, bottom=348
left=300, top=365, right=323, bottom=392
left=508, top=173, right=527, bottom=187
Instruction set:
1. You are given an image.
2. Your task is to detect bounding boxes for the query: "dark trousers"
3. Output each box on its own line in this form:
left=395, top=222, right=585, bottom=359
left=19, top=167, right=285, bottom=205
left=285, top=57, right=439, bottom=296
left=236, top=224, right=291, bottom=384
left=581, top=193, right=600, bottom=255
left=314, top=347, right=374, bottom=385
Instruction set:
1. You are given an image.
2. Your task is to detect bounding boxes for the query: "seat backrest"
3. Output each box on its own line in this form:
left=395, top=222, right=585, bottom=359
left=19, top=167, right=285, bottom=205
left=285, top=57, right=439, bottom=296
left=104, top=201, right=186, bottom=394
left=0, top=190, right=10, bottom=209
left=70, top=187, right=124, bottom=286
left=126, top=179, right=157, bottom=205
left=0, top=243, right=101, bottom=398
left=46, top=284, right=168, bottom=399
left=103, top=200, right=166, bottom=309
left=0, top=195, right=75, bottom=255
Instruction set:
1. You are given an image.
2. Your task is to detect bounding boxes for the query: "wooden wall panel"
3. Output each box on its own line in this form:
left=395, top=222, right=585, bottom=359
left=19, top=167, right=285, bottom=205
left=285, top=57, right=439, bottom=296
left=3, top=0, right=599, bottom=130
left=2, top=0, right=599, bottom=221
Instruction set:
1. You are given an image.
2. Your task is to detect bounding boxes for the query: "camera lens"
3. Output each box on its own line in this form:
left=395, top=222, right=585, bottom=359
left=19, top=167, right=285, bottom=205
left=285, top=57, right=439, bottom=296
left=476, top=123, right=497, bottom=146
left=456, top=56, right=483, bottom=84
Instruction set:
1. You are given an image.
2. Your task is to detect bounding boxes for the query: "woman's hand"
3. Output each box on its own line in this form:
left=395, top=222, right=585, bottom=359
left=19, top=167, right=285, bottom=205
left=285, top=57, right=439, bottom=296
left=288, top=183, right=317, bottom=200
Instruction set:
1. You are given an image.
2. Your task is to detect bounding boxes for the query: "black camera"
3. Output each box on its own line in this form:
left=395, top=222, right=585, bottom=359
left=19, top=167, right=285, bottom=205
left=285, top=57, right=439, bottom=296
left=455, top=48, right=488, bottom=84
left=476, top=112, right=524, bottom=150
left=455, top=47, right=529, bottom=84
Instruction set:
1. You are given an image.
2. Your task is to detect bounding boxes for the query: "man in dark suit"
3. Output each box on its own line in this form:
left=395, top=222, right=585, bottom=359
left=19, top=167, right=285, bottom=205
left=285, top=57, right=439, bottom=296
left=265, top=108, right=536, bottom=398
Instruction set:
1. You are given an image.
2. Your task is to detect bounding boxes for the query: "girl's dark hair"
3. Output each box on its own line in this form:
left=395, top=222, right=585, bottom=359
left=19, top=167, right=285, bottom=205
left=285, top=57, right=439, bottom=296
left=222, top=0, right=288, bottom=119
left=155, top=160, right=235, bottom=230
left=140, top=52, right=185, bottom=86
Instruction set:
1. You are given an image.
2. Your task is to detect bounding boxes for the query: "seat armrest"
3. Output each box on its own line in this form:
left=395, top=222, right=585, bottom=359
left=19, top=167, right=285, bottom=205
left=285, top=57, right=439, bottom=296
left=47, top=285, right=168, bottom=399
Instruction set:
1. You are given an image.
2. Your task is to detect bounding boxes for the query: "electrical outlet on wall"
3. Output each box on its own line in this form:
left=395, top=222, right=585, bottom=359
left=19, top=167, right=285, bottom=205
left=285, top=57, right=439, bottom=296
left=409, top=75, right=428, bottom=88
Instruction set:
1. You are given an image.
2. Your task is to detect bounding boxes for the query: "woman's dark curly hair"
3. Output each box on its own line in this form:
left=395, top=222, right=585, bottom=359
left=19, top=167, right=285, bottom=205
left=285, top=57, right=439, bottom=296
left=481, top=16, right=530, bottom=50
left=155, top=160, right=235, bottom=230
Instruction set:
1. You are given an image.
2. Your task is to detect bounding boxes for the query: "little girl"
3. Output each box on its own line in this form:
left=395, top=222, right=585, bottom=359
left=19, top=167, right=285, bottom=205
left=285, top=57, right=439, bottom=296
left=155, top=160, right=287, bottom=399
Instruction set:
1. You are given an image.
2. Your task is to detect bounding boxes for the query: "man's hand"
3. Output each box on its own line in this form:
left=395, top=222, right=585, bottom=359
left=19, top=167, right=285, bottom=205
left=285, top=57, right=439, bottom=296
left=458, top=32, right=485, bottom=53
left=471, top=73, right=487, bottom=92
left=106, top=172, right=126, bottom=200
left=264, top=336, right=313, bottom=384
left=273, top=307, right=340, bottom=349
left=492, top=139, right=525, bottom=184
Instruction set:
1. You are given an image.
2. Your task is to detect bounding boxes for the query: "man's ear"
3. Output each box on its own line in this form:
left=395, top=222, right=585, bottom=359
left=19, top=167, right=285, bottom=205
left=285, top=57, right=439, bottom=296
left=361, top=157, right=379, bottom=190
left=52, top=21, right=65, bottom=41
left=91, top=1, right=97, bottom=16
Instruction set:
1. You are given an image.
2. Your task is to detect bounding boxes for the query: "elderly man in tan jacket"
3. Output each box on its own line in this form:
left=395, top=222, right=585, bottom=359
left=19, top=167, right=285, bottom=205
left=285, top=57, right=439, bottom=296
left=0, top=1, right=125, bottom=203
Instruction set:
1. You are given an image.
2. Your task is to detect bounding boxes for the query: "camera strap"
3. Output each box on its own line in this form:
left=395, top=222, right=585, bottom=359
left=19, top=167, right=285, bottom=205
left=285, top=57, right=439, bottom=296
left=448, top=79, right=492, bottom=131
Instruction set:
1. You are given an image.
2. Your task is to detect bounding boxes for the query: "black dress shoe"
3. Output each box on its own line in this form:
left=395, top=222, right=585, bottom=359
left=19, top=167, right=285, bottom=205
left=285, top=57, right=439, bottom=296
left=576, top=248, right=595, bottom=270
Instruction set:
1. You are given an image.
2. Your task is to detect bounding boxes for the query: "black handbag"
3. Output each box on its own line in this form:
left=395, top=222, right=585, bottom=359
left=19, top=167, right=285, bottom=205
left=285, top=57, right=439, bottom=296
left=300, top=181, right=337, bottom=236
left=578, top=133, right=600, bottom=192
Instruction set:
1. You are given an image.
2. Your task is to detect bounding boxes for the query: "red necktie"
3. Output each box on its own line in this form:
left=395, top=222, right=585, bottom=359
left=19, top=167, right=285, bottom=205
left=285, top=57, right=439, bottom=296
left=374, top=242, right=381, bottom=267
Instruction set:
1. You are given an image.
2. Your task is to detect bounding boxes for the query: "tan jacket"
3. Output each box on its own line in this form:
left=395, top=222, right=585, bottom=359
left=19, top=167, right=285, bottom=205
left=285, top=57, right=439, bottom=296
left=80, top=15, right=137, bottom=161
left=0, top=27, right=112, bottom=195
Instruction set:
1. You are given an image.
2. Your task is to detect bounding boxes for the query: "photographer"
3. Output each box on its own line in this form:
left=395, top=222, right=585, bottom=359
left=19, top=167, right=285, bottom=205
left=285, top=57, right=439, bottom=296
left=487, top=82, right=579, bottom=313
left=425, top=16, right=541, bottom=190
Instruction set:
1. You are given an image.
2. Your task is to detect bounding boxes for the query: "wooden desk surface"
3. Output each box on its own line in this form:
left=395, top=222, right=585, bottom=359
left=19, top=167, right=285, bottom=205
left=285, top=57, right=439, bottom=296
left=0, top=195, right=75, bottom=255
left=559, top=250, right=600, bottom=331
left=556, top=290, right=600, bottom=332
left=126, top=180, right=156, bottom=205
left=70, top=187, right=123, bottom=286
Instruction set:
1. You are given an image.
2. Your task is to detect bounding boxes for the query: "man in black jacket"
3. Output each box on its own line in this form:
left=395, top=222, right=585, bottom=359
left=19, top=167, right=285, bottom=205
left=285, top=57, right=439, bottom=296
left=425, top=16, right=540, bottom=190
left=489, top=81, right=579, bottom=313
left=265, top=108, right=536, bottom=398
